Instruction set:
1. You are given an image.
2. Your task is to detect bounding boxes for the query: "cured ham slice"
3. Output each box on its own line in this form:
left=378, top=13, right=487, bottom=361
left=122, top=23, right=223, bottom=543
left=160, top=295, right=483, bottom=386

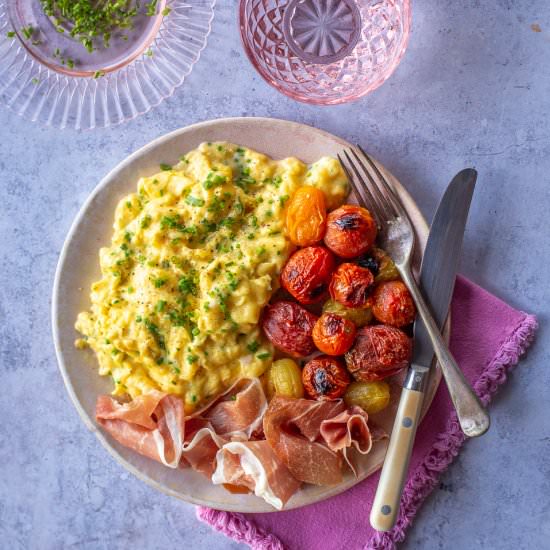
left=96, top=391, right=165, bottom=430
left=180, top=418, right=227, bottom=477
left=320, top=406, right=374, bottom=454
left=320, top=406, right=387, bottom=475
left=212, top=441, right=301, bottom=510
left=263, top=396, right=346, bottom=486
left=204, top=378, right=267, bottom=439
left=96, top=393, right=185, bottom=468
left=181, top=378, right=269, bottom=477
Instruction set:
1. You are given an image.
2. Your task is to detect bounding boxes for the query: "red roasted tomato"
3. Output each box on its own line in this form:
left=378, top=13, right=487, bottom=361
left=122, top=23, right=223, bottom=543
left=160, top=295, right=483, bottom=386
left=281, top=246, right=335, bottom=305
left=372, top=281, right=416, bottom=327
left=345, top=325, right=412, bottom=381
left=312, top=313, right=356, bottom=355
left=262, top=301, right=318, bottom=357
left=324, top=204, right=377, bottom=259
left=302, top=356, right=351, bottom=400
left=329, top=263, right=375, bottom=308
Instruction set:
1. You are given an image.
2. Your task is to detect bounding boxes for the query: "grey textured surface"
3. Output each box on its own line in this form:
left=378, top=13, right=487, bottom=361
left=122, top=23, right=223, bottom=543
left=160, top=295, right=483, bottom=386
left=1, top=1, right=549, bottom=549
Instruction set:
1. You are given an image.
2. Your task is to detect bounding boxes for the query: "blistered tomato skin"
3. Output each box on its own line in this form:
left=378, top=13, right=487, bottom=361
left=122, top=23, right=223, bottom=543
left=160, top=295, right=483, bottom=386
left=312, top=313, right=356, bottom=355
left=324, top=205, right=377, bottom=259
left=345, top=325, right=412, bottom=381
left=262, top=301, right=318, bottom=358
left=285, top=186, right=327, bottom=246
left=302, top=356, right=351, bottom=400
left=372, top=281, right=416, bottom=327
left=281, top=246, right=336, bottom=305
left=329, top=263, right=375, bottom=308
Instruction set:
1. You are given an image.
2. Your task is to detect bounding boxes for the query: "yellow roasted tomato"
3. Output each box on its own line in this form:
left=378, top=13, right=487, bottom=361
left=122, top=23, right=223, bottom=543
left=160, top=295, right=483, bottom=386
left=75, top=142, right=349, bottom=411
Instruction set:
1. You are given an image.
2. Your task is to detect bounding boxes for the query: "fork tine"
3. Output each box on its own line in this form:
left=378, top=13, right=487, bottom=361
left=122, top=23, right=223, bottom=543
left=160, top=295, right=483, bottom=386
left=356, top=145, right=411, bottom=223
left=338, top=152, right=382, bottom=226
left=347, top=148, right=395, bottom=221
left=343, top=149, right=392, bottom=222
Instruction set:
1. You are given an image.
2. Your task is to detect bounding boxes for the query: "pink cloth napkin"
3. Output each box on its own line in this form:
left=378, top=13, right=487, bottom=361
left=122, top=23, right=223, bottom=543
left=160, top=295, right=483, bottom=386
left=197, top=277, right=538, bottom=550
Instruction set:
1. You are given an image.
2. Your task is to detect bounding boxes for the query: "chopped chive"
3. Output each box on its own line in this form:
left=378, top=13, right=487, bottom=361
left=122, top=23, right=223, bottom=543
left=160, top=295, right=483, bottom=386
left=185, top=195, right=205, bottom=207
left=21, top=26, right=34, bottom=40
left=247, top=340, right=259, bottom=353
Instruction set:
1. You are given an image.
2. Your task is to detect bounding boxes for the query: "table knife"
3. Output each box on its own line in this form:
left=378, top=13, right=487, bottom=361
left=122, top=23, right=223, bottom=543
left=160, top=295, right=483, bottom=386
left=370, top=169, right=490, bottom=532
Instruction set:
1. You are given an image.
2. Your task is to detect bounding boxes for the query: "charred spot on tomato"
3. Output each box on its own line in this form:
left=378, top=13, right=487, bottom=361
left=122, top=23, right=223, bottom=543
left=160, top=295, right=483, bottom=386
left=334, top=213, right=361, bottom=230
left=302, top=356, right=351, bottom=400
left=314, top=369, right=332, bottom=395
left=356, top=255, right=379, bottom=275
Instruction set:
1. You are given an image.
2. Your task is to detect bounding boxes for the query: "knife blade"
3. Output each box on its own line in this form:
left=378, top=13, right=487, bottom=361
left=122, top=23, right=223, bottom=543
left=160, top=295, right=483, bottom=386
left=411, top=168, right=476, bottom=371
left=370, top=168, right=484, bottom=532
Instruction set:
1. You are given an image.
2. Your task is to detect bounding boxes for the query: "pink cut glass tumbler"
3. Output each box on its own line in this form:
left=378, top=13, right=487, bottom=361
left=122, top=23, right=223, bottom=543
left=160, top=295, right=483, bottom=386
left=239, top=0, right=411, bottom=105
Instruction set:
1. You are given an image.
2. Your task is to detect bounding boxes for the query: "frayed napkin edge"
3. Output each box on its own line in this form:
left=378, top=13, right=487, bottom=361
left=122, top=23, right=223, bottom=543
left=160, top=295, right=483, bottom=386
left=368, top=311, right=538, bottom=550
left=197, top=312, right=538, bottom=550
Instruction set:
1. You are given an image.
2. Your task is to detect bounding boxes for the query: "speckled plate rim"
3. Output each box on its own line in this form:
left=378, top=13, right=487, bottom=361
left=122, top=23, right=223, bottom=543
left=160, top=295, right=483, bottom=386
left=51, top=117, right=443, bottom=512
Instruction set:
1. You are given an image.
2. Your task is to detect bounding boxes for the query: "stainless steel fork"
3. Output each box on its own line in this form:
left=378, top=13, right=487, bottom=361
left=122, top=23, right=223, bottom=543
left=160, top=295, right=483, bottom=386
left=338, top=146, right=489, bottom=438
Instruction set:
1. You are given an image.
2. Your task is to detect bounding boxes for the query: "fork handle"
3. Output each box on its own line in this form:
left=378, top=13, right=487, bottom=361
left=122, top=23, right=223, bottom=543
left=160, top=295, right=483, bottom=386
left=400, top=270, right=490, bottom=437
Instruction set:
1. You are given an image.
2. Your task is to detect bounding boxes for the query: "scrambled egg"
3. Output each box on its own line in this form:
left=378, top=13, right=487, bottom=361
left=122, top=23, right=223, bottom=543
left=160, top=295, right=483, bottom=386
left=75, top=142, right=348, bottom=411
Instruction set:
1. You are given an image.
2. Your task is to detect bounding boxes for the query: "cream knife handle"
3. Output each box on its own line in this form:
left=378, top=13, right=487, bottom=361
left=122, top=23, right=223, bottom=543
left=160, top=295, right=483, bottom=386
left=370, top=370, right=426, bottom=532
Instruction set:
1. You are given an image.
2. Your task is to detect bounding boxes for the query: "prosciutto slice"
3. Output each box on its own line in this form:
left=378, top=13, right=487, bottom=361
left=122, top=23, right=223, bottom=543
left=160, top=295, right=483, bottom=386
left=320, top=405, right=387, bottom=475
left=263, top=396, right=346, bottom=486
left=96, top=392, right=185, bottom=468
left=180, top=418, right=227, bottom=477
left=212, top=440, right=301, bottom=509
left=204, top=378, right=267, bottom=439
left=181, top=378, right=269, bottom=477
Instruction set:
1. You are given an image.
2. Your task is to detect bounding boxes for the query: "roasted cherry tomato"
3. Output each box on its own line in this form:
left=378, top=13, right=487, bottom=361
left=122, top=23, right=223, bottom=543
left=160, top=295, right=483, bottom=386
left=357, top=247, right=400, bottom=284
left=322, top=299, right=373, bottom=327
left=324, top=204, right=377, bottom=259
left=312, top=313, right=356, bottom=355
left=262, top=301, right=318, bottom=357
left=329, top=263, right=374, bottom=308
left=285, top=186, right=327, bottom=246
left=345, top=325, right=412, bottom=381
left=302, top=356, right=351, bottom=400
left=372, top=281, right=416, bottom=327
left=281, top=246, right=335, bottom=305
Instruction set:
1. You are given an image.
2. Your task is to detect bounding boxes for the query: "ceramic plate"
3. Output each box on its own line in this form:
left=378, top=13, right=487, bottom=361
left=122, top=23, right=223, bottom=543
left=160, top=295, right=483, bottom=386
left=52, top=117, right=442, bottom=512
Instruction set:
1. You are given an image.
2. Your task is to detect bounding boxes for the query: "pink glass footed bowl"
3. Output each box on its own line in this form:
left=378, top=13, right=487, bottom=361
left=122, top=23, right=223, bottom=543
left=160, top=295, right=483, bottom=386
left=239, top=0, right=411, bottom=105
